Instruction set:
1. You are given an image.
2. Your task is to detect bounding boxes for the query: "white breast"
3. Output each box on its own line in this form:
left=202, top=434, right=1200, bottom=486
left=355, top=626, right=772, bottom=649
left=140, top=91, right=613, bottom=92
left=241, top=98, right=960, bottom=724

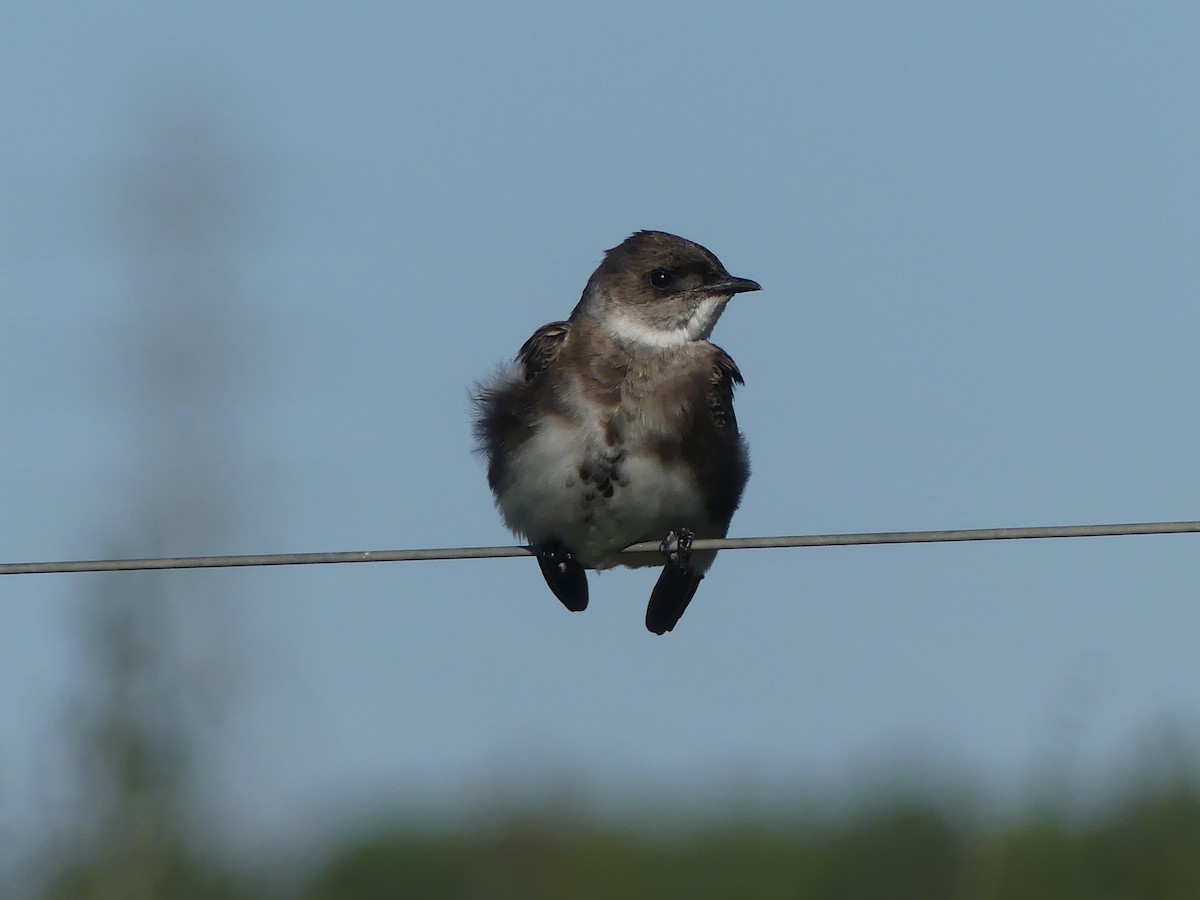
left=494, top=410, right=717, bottom=571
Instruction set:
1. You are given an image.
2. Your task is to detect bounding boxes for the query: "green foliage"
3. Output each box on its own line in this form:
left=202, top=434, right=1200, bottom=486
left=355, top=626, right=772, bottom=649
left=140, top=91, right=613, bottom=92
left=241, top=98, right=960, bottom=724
left=297, top=784, right=1200, bottom=900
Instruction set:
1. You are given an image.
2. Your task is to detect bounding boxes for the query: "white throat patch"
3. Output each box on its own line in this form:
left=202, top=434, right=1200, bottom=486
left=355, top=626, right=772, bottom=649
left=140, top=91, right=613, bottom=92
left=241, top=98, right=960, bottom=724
left=606, top=295, right=728, bottom=348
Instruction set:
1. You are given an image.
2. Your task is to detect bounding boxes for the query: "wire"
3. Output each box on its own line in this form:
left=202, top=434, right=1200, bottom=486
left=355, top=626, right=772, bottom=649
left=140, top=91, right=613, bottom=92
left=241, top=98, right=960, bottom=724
left=2, top=520, right=1198, bottom=576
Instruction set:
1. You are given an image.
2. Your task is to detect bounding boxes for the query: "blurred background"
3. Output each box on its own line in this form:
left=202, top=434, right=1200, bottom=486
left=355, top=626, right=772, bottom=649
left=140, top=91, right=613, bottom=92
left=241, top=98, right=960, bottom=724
left=4, top=2, right=1200, bottom=896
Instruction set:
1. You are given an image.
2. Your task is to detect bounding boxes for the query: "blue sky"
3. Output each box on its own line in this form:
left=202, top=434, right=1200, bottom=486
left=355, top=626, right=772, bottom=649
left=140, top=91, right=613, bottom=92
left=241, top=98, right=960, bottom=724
left=4, top=0, right=1200, bottom=862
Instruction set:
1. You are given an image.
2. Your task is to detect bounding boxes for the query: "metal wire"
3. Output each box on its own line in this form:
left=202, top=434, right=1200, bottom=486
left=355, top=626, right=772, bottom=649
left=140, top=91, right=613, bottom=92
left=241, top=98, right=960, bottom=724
left=2, top=520, right=1198, bottom=576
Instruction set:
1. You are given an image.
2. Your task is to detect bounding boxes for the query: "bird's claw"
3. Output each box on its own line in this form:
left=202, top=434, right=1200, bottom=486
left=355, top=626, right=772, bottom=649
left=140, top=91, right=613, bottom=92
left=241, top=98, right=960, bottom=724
left=659, top=528, right=695, bottom=569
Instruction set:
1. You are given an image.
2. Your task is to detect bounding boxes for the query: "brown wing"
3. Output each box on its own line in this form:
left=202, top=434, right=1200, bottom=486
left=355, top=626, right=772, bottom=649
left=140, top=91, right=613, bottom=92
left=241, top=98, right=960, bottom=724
left=686, top=344, right=748, bottom=527
left=517, top=321, right=570, bottom=381
left=708, top=346, right=744, bottom=434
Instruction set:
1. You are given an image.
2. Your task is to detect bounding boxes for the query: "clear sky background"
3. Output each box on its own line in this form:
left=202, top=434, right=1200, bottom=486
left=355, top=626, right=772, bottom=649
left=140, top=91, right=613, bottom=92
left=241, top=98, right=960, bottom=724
left=4, top=0, right=1200, bottom=868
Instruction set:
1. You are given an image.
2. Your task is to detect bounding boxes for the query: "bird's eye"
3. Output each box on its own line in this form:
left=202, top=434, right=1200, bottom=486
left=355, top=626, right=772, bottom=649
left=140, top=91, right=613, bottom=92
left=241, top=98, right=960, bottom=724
left=648, top=269, right=673, bottom=290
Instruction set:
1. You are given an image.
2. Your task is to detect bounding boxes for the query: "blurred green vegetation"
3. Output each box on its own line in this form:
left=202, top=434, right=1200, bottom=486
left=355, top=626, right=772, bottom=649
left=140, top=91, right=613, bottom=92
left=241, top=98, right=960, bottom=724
left=22, top=733, right=1200, bottom=899
left=297, top=784, right=1200, bottom=900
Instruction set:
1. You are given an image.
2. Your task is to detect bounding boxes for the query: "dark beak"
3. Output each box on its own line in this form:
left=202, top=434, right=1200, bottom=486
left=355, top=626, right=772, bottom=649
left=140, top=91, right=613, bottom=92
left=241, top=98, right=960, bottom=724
left=709, top=275, right=762, bottom=296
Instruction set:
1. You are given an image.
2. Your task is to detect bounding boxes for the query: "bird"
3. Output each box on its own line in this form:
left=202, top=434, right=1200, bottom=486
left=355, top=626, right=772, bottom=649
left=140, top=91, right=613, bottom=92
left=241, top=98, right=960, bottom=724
left=473, top=230, right=759, bottom=634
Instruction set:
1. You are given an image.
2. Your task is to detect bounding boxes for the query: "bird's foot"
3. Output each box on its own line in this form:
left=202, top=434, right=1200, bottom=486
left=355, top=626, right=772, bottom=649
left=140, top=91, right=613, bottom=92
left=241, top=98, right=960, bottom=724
left=658, top=528, right=695, bottom=570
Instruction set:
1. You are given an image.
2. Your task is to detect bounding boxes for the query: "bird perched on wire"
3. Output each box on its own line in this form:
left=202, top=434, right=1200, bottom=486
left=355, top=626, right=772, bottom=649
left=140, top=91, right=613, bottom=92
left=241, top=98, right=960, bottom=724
left=473, top=230, right=760, bottom=634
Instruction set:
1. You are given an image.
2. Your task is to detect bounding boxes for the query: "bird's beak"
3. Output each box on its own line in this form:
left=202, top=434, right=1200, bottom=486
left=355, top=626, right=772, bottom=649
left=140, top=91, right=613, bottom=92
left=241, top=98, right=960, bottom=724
left=708, top=275, right=762, bottom=296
